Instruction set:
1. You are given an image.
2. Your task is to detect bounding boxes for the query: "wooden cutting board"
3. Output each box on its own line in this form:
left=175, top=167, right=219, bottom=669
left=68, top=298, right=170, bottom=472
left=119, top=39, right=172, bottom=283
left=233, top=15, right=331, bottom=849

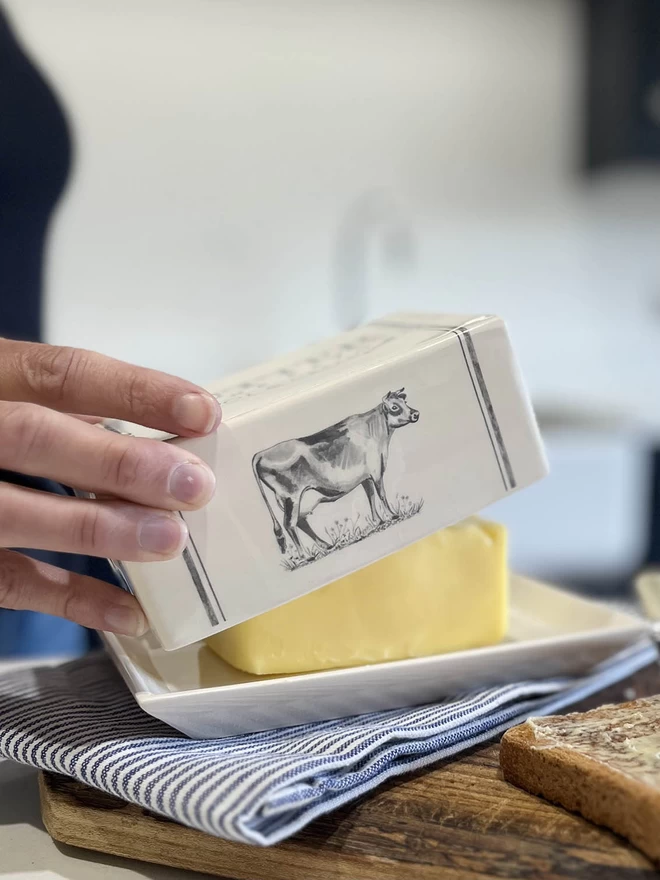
left=40, top=664, right=660, bottom=880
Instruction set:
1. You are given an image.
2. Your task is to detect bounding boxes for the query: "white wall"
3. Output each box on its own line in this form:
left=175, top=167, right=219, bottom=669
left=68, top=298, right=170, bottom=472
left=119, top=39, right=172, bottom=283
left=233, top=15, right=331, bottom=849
left=7, top=0, right=583, bottom=382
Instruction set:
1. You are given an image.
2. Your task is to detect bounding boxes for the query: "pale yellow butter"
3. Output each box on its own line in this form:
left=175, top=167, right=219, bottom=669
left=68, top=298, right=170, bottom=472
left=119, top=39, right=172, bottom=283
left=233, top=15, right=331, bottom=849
left=207, top=517, right=508, bottom=675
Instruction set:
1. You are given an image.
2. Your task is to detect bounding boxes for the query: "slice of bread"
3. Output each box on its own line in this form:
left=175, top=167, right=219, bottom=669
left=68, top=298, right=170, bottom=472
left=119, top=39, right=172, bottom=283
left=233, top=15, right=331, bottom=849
left=500, top=696, right=660, bottom=865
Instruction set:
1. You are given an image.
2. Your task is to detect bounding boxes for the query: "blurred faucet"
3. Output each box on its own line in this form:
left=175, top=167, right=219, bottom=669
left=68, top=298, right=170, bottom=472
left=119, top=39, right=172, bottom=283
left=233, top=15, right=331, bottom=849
left=333, top=189, right=415, bottom=331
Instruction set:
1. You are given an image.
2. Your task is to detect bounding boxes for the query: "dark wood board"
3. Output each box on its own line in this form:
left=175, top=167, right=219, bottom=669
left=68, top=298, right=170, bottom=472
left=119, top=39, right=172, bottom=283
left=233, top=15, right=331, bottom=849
left=40, top=663, right=660, bottom=880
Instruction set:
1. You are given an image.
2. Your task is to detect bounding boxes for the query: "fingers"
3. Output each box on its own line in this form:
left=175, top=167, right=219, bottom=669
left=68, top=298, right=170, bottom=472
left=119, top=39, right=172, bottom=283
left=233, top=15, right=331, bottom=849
left=0, top=548, right=148, bottom=636
left=0, top=483, right=188, bottom=561
left=0, top=338, right=222, bottom=437
left=67, top=414, right=106, bottom=424
left=0, top=402, right=216, bottom=510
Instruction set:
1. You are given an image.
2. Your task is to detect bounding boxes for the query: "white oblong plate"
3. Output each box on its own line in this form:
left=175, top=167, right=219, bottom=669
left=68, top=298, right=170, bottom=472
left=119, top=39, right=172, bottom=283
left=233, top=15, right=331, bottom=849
left=103, top=575, right=651, bottom=738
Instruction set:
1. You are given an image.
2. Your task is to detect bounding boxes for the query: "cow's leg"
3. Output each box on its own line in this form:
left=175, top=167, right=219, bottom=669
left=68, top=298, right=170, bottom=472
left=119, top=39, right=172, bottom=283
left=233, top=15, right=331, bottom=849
left=283, top=496, right=306, bottom=558
left=362, top=478, right=384, bottom=523
left=297, top=514, right=331, bottom=551
left=374, top=475, right=396, bottom=520
left=253, top=455, right=288, bottom=554
left=273, top=522, right=287, bottom=553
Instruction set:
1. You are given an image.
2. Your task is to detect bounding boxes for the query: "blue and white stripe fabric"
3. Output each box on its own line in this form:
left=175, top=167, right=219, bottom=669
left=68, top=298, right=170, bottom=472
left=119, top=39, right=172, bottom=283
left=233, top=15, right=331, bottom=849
left=0, top=642, right=656, bottom=846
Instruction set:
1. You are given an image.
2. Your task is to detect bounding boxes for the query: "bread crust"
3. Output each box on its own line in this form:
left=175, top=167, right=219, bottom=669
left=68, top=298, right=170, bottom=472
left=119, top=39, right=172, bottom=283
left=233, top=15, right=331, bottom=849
left=500, top=700, right=660, bottom=865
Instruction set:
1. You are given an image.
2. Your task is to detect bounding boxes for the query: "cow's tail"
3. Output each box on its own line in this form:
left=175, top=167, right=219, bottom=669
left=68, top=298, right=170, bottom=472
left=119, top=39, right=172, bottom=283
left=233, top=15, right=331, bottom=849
left=252, top=453, right=287, bottom=554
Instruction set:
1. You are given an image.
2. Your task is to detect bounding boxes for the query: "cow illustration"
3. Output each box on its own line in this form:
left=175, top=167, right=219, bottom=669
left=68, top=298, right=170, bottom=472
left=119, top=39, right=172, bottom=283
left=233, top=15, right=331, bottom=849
left=252, top=389, right=419, bottom=558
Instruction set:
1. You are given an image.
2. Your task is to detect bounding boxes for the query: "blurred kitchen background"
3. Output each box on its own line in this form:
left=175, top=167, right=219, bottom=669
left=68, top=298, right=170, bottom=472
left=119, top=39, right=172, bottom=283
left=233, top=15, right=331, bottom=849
left=2, top=0, right=660, bottom=653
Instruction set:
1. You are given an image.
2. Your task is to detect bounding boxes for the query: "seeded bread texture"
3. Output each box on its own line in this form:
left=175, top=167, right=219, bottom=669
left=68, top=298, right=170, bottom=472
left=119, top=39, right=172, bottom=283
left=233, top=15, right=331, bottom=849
left=500, top=697, right=660, bottom=865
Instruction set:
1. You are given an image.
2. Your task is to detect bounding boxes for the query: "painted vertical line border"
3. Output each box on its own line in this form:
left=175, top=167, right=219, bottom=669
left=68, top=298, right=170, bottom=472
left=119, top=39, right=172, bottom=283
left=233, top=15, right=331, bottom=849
left=453, top=326, right=516, bottom=491
left=179, top=513, right=226, bottom=625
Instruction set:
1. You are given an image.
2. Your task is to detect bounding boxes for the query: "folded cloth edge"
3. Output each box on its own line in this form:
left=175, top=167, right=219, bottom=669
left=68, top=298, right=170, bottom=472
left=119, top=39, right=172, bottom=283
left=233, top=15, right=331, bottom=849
left=242, top=640, right=659, bottom=844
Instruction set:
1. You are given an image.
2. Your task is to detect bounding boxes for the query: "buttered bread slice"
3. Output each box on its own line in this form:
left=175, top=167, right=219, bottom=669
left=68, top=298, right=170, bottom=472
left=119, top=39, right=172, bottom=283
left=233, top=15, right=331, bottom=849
left=501, top=696, right=660, bottom=865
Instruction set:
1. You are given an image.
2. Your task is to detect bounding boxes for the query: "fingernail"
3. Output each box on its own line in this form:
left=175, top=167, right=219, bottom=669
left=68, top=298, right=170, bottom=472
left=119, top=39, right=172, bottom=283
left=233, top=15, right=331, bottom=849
left=173, top=392, right=221, bottom=434
left=104, top=604, right=149, bottom=637
left=168, top=461, right=216, bottom=505
left=137, top=514, right=187, bottom=554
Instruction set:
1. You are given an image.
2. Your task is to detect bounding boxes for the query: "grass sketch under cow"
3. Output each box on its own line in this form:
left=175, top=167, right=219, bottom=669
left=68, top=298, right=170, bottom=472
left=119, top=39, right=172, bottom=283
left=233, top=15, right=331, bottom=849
left=252, top=389, right=423, bottom=569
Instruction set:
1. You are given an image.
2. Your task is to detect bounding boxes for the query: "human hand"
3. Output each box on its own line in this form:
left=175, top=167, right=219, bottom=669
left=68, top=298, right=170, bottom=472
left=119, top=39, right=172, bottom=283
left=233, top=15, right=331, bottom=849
left=0, top=339, right=222, bottom=637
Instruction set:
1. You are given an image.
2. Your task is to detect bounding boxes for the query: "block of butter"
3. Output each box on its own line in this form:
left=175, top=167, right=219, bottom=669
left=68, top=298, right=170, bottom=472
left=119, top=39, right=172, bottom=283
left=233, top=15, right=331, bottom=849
left=207, top=517, right=507, bottom=675
left=115, top=312, right=546, bottom=650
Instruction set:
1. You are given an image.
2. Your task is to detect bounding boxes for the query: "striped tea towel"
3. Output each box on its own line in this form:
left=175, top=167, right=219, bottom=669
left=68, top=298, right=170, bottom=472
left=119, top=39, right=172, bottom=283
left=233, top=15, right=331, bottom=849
left=0, top=641, right=657, bottom=846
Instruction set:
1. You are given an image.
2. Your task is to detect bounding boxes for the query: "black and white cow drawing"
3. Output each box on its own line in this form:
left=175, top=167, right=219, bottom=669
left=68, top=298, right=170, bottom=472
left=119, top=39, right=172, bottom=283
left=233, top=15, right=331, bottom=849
left=252, top=389, right=419, bottom=559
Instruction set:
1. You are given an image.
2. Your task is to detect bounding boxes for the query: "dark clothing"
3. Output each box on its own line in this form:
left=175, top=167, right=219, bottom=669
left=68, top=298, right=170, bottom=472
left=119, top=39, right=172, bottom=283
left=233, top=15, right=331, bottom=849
left=0, top=8, right=111, bottom=655
left=0, top=6, right=72, bottom=341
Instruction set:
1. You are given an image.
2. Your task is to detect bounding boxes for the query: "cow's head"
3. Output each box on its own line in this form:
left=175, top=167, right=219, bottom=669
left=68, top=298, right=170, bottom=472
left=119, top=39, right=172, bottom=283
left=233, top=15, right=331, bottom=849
left=382, top=389, right=419, bottom=428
